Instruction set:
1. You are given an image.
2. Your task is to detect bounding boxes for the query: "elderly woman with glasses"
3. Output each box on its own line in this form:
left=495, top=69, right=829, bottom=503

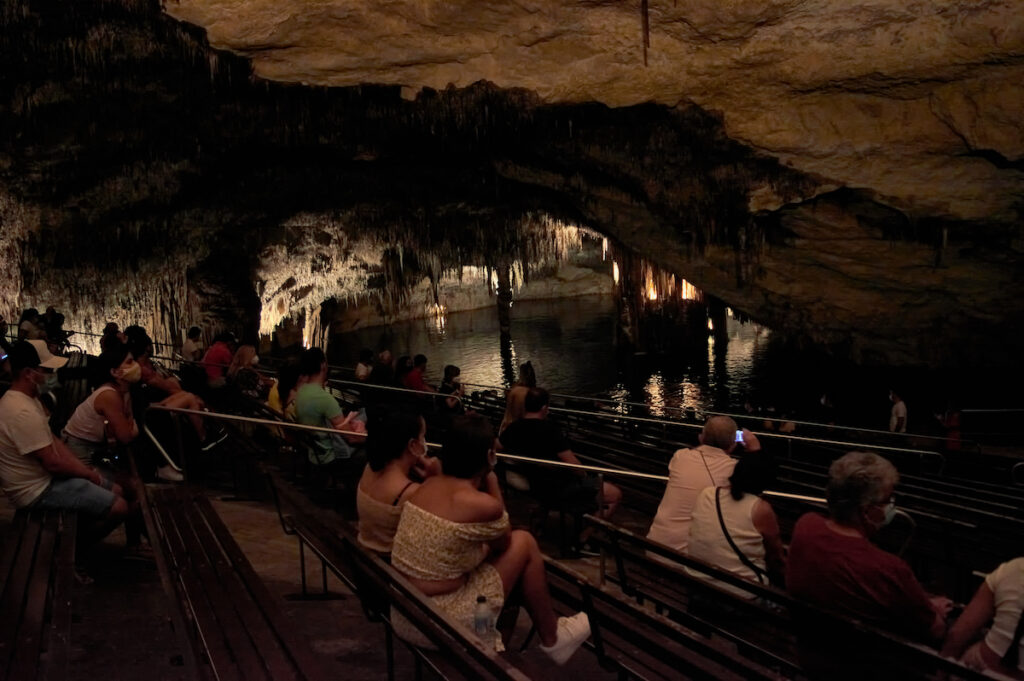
left=787, top=451, right=952, bottom=643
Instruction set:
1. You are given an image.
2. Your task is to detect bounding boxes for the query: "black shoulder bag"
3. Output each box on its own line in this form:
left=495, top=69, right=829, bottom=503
left=714, top=487, right=769, bottom=586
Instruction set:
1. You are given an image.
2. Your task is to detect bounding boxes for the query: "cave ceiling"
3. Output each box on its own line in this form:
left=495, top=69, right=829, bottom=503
left=0, top=0, right=1022, bottom=366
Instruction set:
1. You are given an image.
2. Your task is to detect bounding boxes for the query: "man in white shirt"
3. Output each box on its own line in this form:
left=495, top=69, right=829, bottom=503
left=0, top=341, right=130, bottom=544
left=647, top=415, right=761, bottom=553
left=181, top=326, right=203, bottom=362
left=889, top=389, right=907, bottom=433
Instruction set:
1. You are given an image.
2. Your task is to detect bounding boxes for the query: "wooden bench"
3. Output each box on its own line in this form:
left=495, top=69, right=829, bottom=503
left=266, top=469, right=531, bottom=681
left=0, top=509, right=77, bottom=681
left=585, top=515, right=992, bottom=681
left=144, top=485, right=329, bottom=681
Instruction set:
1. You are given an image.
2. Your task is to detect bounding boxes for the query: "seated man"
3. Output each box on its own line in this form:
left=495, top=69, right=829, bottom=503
left=181, top=326, right=203, bottom=362
left=647, top=415, right=760, bottom=553
left=498, top=387, right=621, bottom=520
left=201, top=331, right=237, bottom=389
left=0, top=341, right=132, bottom=575
left=402, top=353, right=436, bottom=393
left=787, top=451, right=952, bottom=672
left=294, top=347, right=366, bottom=480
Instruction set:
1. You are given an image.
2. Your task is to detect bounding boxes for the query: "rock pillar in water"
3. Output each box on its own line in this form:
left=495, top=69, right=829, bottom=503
left=496, top=265, right=513, bottom=339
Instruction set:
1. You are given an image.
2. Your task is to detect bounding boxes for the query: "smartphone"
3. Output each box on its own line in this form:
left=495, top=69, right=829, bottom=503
left=735, top=430, right=744, bottom=443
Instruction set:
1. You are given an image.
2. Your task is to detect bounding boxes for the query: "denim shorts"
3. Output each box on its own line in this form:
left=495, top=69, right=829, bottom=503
left=29, top=476, right=116, bottom=517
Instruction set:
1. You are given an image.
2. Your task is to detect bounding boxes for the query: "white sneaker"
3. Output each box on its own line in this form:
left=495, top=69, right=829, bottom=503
left=156, top=465, right=184, bottom=482
left=539, top=612, right=590, bottom=665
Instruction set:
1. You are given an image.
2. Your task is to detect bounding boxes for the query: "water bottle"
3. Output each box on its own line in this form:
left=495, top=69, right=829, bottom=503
left=473, top=595, right=492, bottom=638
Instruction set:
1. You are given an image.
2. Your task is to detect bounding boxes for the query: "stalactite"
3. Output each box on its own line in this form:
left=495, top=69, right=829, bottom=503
left=641, top=0, right=650, bottom=67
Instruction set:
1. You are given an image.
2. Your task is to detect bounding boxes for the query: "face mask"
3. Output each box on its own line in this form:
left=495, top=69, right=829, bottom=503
left=252, top=355, right=260, bottom=365
left=882, top=501, right=897, bottom=526
left=37, top=370, right=58, bottom=392
left=119, top=362, right=142, bottom=383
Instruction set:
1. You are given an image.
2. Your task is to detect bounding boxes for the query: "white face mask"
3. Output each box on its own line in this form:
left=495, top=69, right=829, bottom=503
left=252, top=355, right=260, bottom=365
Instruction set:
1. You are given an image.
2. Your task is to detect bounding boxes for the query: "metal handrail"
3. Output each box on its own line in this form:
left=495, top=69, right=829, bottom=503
left=326, top=378, right=466, bottom=410
left=549, top=404, right=945, bottom=459
left=143, top=405, right=824, bottom=505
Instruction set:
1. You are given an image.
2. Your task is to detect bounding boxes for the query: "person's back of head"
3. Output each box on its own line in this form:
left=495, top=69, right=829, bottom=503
left=523, top=386, right=550, bottom=414
left=727, top=452, right=776, bottom=500
left=395, top=355, right=412, bottom=377
left=517, top=361, right=536, bottom=388
left=826, top=451, right=899, bottom=527
left=125, top=328, right=153, bottom=361
left=358, top=348, right=374, bottom=364
left=298, top=347, right=326, bottom=378
left=377, top=349, right=393, bottom=366
left=229, top=344, right=257, bottom=377
left=701, top=415, right=738, bottom=452
left=441, top=413, right=494, bottom=479
left=366, top=410, right=424, bottom=472
left=413, top=354, right=427, bottom=368
left=102, top=322, right=119, bottom=336
left=276, top=363, right=301, bottom=401
left=187, top=326, right=201, bottom=340
left=19, top=308, right=38, bottom=324
left=443, top=364, right=460, bottom=383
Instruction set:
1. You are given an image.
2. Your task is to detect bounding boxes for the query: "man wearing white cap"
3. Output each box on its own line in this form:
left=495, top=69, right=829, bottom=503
left=0, top=341, right=130, bottom=544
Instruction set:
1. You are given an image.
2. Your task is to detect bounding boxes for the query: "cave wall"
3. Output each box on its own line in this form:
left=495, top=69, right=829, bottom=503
left=1, top=0, right=1020, bottom=366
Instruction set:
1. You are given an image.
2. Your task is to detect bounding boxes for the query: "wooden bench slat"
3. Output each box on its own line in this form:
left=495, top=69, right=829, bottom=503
left=39, top=512, right=76, bottom=681
left=182, top=495, right=298, bottom=681
left=163, top=491, right=269, bottom=681
left=153, top=490, right=244, bottom=681
left=0, top=514, right=44, bottom=675
left=8, top=512, right=60, bottom=680
left=193, top=494, right=329, bottom=681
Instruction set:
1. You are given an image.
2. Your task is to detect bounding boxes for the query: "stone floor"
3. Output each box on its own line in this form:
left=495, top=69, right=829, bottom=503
left=0, top=479, right=647, bottom=680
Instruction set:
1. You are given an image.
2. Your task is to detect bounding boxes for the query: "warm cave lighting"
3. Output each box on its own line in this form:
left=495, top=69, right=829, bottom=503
left=680, top=280, right=698, bottom=301
left=707, top=318, right=714, bottom=331
left=612, top=261, right=620, bottom=284
left=647, top=282, right=658, bottom=301
left=602, top=238, right=609, bottom=261
left=432, top=303, right=447, bottom=332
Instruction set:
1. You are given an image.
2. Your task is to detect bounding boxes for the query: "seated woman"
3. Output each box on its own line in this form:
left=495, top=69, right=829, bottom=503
left=390, top=414, right=590, bottom=663
left=685, top=453, right=786, bottom=597
left=62, top=341, right=151, bottom=553
left=498, top=361, right=535, bottom=435
left=227, top=344, right=273, bottom=400
left=438, top=364, right=466, bottom=419
left=942, top=556, right=1024, bottom=679
left=356, top=410, right=440, bottom=555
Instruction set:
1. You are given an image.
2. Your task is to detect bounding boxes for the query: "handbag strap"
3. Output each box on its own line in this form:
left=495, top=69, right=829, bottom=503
left=714, top=487, right=768, bottom=585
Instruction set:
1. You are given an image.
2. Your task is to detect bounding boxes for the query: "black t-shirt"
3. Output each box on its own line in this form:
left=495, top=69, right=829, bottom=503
left=498, top=418, right=572, bottom=497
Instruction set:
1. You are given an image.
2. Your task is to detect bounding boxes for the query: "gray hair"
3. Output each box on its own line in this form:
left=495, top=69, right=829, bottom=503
left=702, top=415, right=738, bottom=452
left=826, top=451, right=899, bottom=524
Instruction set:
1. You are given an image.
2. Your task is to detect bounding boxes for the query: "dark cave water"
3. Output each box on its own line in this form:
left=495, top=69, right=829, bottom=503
left=327, top=296, right=1018, bottom=439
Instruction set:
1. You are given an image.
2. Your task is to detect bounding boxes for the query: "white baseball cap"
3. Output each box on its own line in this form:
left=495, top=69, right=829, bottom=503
left=27, top=339, right=68, bottom=370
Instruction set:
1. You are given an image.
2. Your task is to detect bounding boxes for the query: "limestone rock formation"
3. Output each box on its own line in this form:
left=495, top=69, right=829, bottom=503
left=165, top=0, right=1024, bottom=224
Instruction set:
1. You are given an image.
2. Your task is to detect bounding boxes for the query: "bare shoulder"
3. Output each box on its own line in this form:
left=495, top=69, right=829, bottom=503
left=751, top=498, right=779, bottom=532
left=449, top=487, right=504, bottom=523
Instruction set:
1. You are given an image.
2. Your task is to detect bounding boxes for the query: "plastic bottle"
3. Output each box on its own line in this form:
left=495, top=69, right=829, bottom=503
left=473, top=595, right=492, bottom=638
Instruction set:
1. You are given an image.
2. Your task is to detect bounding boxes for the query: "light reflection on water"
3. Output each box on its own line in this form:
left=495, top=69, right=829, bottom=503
left=329, top=295, right=772, bottom=415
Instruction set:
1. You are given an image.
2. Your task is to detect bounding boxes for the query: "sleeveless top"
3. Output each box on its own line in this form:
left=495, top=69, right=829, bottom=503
left=685, top=486, right=765, bottom=598
left=356, top=481, right=415, bottom=555
left=64, top=385, right=122, bottom=443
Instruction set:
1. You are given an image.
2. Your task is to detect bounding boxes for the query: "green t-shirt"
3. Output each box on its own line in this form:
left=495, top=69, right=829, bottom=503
left=294, top=383, right=348, bottom=464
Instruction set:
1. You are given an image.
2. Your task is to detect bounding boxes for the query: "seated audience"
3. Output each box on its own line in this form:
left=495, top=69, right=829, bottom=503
left=686, top=453, right=786, bottom=596
left=402, top=353, right=435, bottom=393
left=0, top=341, right=132, bottom=575
left=0, top=314, right=12, bottom=355
left=181, top=326, right=203, bottom=362
left=498, top=387, right=621, bottom=521
left=367, top=349, right=395, bottom=386
left=354, top=348, right=374, bottom=382
left=356, top=410, right=440, bottom=555
left=438, top=364, right=466, bottom=418
left=266, top=363, right=301, bottom=419
left=390, top=414, right=591, bottom=663
left=943, top=556, right=1024, bottom=678
left=99, top=321, right=125, bottom=353
left=787, top=451, right=951, bottom=642
left=294, top=347, right=366, bottom=478
left=201, top=331, right=237, bottom=389
left=394, top=354, right=413, bottom=388
left=227, top=344, right=272, bottom=400
left=498, top=361, right=536, bottom=435
left=647, top=416, right=759, bottom=553
left=17, top=308, right=45, bottom=341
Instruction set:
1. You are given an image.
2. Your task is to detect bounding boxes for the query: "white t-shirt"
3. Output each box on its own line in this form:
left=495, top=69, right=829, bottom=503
left=890, top=400, right=907, bottom=433
left=182, top=338, right=203, bottom=362
left=985, top=557, right=1024, bottom=670
left=647, top=445, right=737, bottom=552
left=0, top=390, right=54, bottom=508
